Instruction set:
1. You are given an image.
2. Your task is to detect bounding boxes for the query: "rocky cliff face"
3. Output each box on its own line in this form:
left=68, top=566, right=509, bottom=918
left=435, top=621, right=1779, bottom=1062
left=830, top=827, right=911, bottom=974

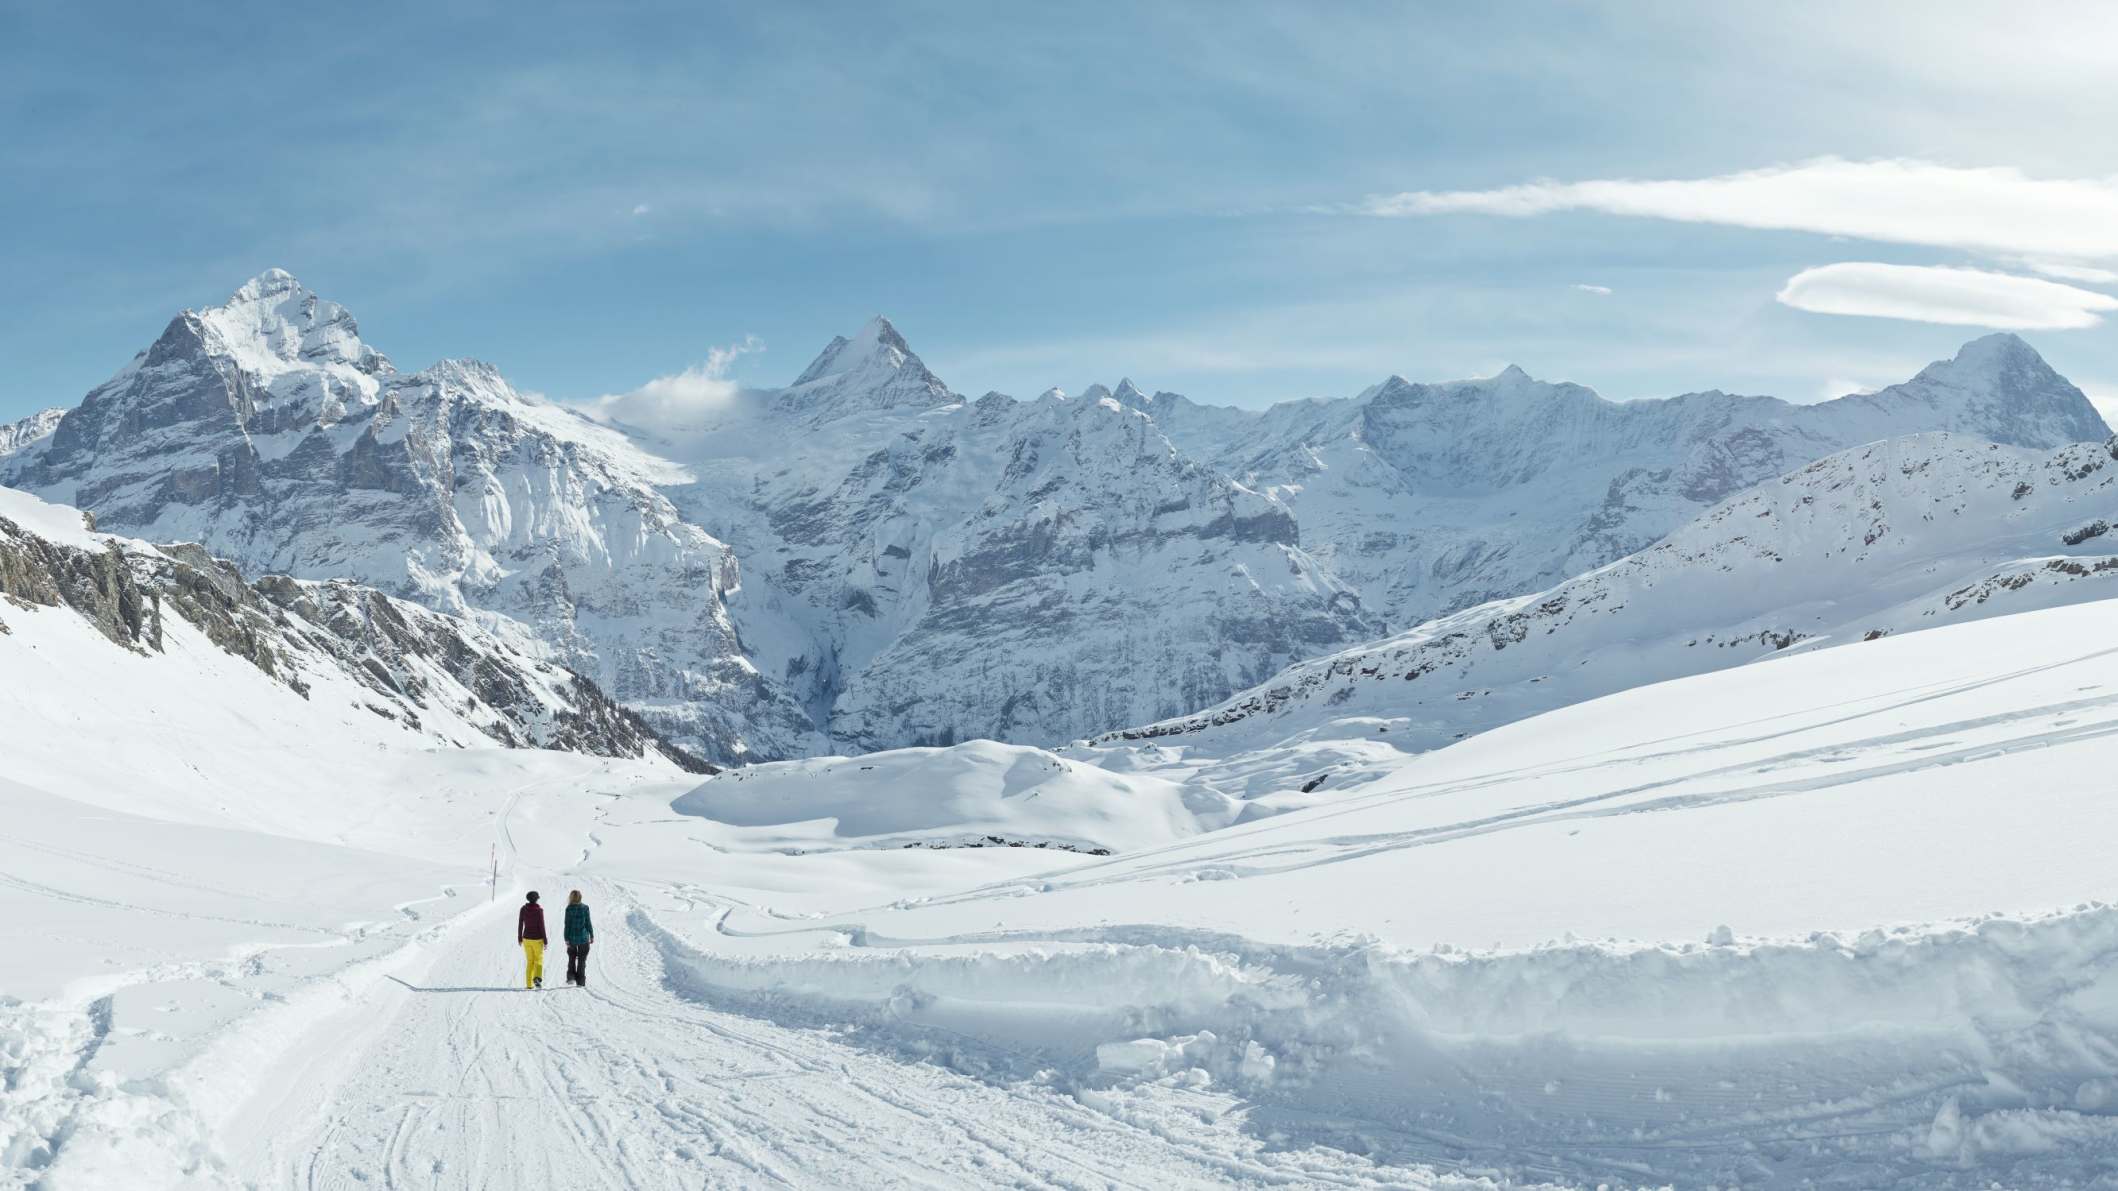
left=1107, top=432, right=2118, bottom=755
left=645, top=331, right=1373, bottom=752
left=1119, top=334, right=2111, bottom=627
left=764, top=388, right=1369, bottom=750
left=0, top=487, right=710, bottom=771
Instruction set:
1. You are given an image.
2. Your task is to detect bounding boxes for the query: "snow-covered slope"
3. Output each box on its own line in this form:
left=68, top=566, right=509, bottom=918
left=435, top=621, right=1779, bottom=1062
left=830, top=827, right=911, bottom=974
left=1107, top=431, right=2118, bottom=756
left=658, top=597, right=2118, bottom=1187
left=0, top=485, right=706, bottom=771
left=15, top=467, right=2118, bottom=1184
left=1121, top=333, right=2111, bottom=627
left=1, top=272, right=816, bottom=763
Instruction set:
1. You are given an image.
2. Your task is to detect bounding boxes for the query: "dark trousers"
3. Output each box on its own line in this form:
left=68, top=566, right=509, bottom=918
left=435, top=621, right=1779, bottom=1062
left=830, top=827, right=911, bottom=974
left=566, top=943, right=590, bottom=985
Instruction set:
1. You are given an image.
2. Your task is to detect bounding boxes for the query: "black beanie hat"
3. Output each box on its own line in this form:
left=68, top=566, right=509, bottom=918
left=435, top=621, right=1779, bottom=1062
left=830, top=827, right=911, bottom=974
left=526, top=891, right=540, bottom=902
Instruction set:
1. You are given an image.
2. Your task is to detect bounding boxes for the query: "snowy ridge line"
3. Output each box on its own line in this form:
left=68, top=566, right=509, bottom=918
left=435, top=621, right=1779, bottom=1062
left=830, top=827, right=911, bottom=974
left=0, top=486, right=710, bottom=771
left=636, top=898, right=2118, bottom=1174
left=28, top=270, right=2111, bottom=761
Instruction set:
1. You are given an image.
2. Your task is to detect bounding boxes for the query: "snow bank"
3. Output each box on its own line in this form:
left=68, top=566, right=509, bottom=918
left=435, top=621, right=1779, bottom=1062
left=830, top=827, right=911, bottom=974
left=642, top=897, right=2118, bottom=1183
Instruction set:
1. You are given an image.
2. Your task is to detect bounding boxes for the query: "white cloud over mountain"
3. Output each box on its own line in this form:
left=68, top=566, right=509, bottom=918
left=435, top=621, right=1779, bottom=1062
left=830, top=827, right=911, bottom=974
left=578, top=336, right=763, bottom=434
left=1776, top=262, right=2118, bottom=330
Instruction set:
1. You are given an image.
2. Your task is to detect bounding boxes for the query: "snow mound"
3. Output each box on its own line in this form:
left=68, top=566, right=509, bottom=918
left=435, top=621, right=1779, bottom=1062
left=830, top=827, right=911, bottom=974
left=673, top=740, right=1237, bottom=854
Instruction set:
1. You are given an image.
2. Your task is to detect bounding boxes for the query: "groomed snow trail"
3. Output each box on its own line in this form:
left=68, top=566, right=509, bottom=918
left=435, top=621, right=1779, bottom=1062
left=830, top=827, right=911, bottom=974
left=254, top=876, right=1433, bottom=1190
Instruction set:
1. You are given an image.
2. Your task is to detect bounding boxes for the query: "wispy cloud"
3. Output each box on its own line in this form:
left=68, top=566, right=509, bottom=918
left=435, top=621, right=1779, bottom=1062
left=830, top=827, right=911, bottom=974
left=576, top=336, right=764, bottom=433
left=1359, top=159, right=2118, bottom=268
left=1817, top=377, right=1881, bottom=401
left=1572, top=283, right=1612, bottom=296
left=1775, top=262, right=2118, bottom=330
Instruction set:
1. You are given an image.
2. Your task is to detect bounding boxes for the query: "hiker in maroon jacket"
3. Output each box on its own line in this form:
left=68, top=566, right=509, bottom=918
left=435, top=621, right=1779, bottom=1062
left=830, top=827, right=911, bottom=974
left=518, top=891, right=548, bottom=989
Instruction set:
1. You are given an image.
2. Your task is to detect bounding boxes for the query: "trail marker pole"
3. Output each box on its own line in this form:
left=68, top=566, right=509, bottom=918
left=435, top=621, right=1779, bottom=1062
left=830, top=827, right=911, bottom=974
left=489, top=843, right=497, bottom=903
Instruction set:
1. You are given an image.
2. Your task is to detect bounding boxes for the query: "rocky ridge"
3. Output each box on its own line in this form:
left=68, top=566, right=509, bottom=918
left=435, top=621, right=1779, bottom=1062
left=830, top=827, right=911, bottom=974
left=0, top=488, right=710, bottom=771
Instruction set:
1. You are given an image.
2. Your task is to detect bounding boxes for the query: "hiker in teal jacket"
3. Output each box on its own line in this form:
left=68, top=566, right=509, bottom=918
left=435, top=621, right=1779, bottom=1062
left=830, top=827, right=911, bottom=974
left=563, top=889, right=595, bottom=986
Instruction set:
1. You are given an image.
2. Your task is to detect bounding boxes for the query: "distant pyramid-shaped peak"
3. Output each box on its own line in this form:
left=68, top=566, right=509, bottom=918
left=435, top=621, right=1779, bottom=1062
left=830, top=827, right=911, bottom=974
left=781, top=316, right=953, bottom=418
left=1859, top=333, right=2107, bottom=447
left=793, top=316, right=911, bottom=387
left=1922, top=332, right=2051, bottom=382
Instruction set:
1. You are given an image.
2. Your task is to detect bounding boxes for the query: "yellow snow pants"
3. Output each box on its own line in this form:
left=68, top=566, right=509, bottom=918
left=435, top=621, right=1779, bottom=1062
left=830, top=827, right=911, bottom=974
left=523, top=939, right=545, bottom=988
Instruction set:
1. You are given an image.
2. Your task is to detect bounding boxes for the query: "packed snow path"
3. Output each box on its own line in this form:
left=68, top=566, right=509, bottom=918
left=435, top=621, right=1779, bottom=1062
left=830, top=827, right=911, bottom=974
left=246, top=879, right=1428, bottom=1190
left=209, top=772, right=1428, bottom=1191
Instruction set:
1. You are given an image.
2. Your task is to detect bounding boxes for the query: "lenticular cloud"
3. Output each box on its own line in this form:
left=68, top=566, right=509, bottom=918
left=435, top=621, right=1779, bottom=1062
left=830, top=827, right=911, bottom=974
left=1776, top=262, right=2118, bottom=330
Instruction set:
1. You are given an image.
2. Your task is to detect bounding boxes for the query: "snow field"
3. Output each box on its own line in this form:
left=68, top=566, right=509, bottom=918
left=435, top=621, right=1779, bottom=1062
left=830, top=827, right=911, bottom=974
left=630, top=596, right=2118, bottom=1185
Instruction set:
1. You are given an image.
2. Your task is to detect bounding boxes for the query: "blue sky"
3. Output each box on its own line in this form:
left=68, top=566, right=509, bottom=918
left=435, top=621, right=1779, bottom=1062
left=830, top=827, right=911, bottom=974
left=6, top=1, right=2118, bottom=422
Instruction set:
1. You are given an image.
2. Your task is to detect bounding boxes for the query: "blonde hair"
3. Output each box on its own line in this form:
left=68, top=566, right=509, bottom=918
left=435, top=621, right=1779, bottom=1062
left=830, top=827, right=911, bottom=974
left=569, top=890, right=583, bottom=905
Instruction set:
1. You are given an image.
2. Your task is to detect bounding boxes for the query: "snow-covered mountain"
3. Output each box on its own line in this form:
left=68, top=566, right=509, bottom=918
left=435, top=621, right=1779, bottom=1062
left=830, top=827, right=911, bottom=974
left=8, top=270, right=2110, bottom=763
left=1111, top=333, right=2110, bottom=626
left=774, top=314, right=955, bottom=421
left=0, top=407, right=64, bottom=457
left=1, top=271, right=816, bottom=763
left=15, top=286, right=2118, bottom=1187
left=590, top=316, right=1375, bottom=751
left=1109, top=431, right=2118, bottom=754
left=1, top=279, right=1375, bottom=759
left=0, top=486, right=708, bottom=769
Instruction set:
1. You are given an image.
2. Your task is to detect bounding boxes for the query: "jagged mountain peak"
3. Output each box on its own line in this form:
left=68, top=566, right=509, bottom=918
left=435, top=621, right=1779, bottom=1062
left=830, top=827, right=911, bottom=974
left=229, top=266, right=304, bottom=301
left=1850, top=332, right=2109, bottom=446
left=791, top=315, right=911, bottom=385
left=0, top=408, right=66, bottom=459
left=781, top=315, right=953, bottom=418
left=1916, top=331, right=2056, bottom=386
left=410, top=357, right=510, bottom=392
left=194, top=269, right=387, bottom=377
left=1359, top=363, right=1587, bottom=410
